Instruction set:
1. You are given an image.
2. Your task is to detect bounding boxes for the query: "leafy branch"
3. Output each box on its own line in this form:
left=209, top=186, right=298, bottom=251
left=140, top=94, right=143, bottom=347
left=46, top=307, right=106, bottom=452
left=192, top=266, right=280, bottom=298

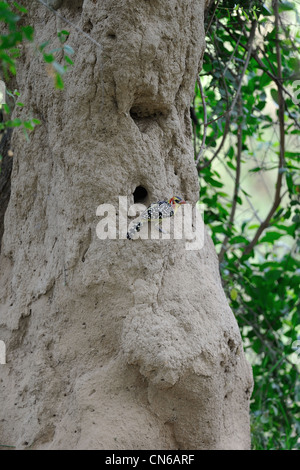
left=196, top=19, right=257, bottom=171
left=39, top=30, right=74, bottom=89
left=194, top=0, right=300, bottom=449
left=218, top=95, right=243, bottom=263
left=242, top=0, right=286, bottom=256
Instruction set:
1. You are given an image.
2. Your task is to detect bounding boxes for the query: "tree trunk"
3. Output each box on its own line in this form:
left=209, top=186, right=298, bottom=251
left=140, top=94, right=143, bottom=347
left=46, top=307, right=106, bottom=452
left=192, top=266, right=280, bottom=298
left=0, top=0, right=253, bottom=450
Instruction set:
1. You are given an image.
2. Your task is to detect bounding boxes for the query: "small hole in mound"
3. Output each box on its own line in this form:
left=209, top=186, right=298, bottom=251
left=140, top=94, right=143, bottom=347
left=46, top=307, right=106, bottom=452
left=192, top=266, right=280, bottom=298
left=133, top=186, right=148, bottom=204
left=130, top=110, right=139, bottom=121
left=83, top=19, right=93, bottom=33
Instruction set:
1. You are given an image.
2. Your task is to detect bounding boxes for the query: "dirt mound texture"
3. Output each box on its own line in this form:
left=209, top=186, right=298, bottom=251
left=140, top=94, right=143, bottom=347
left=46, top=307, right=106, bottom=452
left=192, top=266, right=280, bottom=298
left=0, top=0, right=253, bottom=449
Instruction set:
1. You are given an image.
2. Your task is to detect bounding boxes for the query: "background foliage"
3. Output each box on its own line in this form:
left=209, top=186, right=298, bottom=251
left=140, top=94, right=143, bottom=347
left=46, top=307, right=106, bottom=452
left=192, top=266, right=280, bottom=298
left=1, top=0, right=299, bottom=450
left=193, top=0, right=300, bottom=449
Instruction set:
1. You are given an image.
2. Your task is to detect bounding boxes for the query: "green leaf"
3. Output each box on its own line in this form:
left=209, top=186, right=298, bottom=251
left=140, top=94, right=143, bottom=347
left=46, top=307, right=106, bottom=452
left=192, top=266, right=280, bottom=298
left=43, top=53, right=54, bottom=63
left=22, top=25, right=34, bottom=40
left=284, top=151, right=300, bottom=160
left=23, top=121, right=34, bottom=130
left=270, top=88, right=279, bottom=104
left=57, top=30, right=69, bottom=43
left=249, top=166, right=262, bottom=173
left=261, top=3, right=272, bottom=15
left=55, top=73, right=64, bottom=90
left=260, top=232, right=285, bottom=243
left=255, top=100, right=266, bottom=111
left=279, top=1, right=295, bottom=12
left=212, top=224, right=229, bottom=234
left=5, top=118, right=22, bottom=127
left=227, top=161, right=236, bottom=171
left=242, top=8, right=249, bottom=21
left=13, top=2, right=28, bottom=13
left=260, top=73, right=272, bottom=87
left=228, top=146, right=234, bottom=159
left=64, top=55, right=74, bottom=65
left=229, top=235, right=249, bottom=244
left=1, top=103, right=10, bottom=113
left=230, top=288, right=238, bottom=301
left=241, top=188, right=251, bottom=197
left=205, top=176, right=223, bottom=188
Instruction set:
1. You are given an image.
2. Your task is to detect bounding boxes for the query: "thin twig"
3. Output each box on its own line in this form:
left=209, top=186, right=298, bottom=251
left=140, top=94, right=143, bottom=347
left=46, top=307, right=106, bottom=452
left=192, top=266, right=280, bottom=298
left=216, top=154, right=263, bottom=225
left=37, top=0, right=103, bottom=50
left=218, top=96, right=243, bottom=263
left=206, top=110, right=228, bottom=126
left=222, top=27, right=244, bottom=79
left=242, top=1, right=285, bottom=257
left=222, top=22, right=296, bottom=103
left=228, top=21, right=257, bottom=114
left=205, top=0, right=221, bottom=36
left=197, top=20, right=257, bottom=171
left=210, top=31, right=231, bottom=107
left=257, top=45, right=277, bottom=76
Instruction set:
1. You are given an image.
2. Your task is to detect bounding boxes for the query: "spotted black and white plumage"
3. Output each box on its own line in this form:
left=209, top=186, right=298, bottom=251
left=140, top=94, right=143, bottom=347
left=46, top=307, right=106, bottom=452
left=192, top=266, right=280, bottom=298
left=127, top=196, right=185, bottom=240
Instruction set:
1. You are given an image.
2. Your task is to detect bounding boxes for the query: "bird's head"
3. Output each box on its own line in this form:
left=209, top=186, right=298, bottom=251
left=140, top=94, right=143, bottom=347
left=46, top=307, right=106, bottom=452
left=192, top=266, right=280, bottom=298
left=168, top=196, right=186, bottom=208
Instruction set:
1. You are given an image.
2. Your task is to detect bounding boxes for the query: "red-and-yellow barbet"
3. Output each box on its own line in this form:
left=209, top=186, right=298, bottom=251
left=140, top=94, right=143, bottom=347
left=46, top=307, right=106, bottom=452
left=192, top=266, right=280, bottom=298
left=127, top=196, right=186, bottom=240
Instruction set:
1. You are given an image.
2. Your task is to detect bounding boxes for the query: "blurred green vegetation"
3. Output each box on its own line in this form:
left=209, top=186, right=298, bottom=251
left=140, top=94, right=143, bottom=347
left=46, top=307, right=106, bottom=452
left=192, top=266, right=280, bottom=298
left=0, top=1, right=73, bottom=147
left=194, top=0, right=300, bottom=449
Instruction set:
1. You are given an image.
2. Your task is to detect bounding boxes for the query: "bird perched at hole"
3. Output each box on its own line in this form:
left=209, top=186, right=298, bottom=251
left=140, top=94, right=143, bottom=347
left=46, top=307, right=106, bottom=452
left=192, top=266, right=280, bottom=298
left=127, top=196, right=186, bottom=240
